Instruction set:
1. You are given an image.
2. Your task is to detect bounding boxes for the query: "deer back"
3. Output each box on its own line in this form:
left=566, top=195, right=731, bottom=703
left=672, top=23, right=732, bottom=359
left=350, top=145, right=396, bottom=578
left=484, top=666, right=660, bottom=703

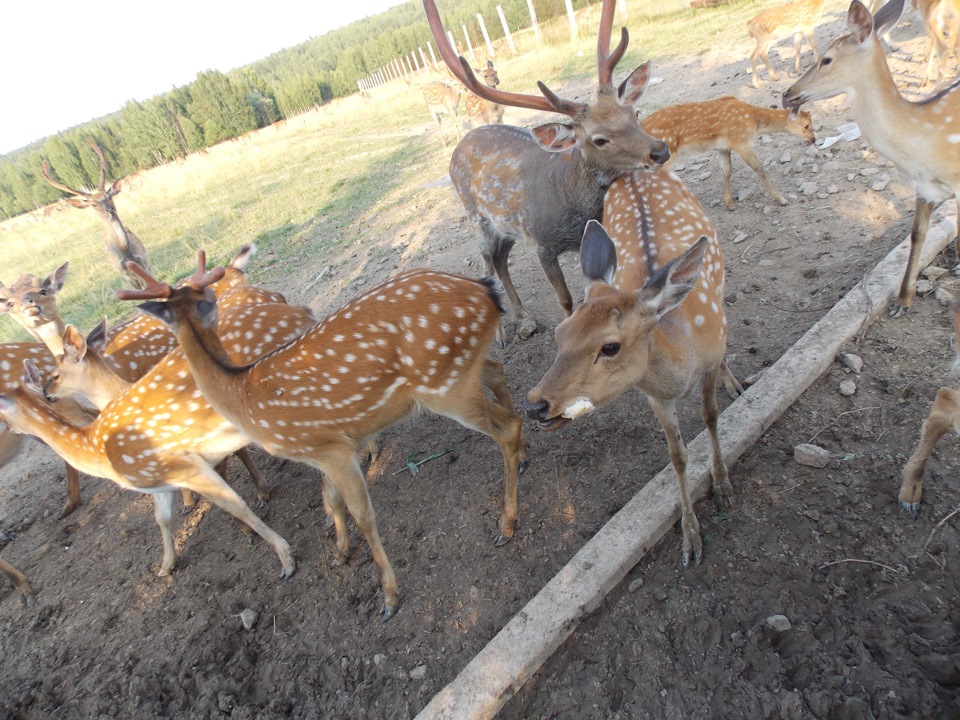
left=748, top=0, right=827, bottom=37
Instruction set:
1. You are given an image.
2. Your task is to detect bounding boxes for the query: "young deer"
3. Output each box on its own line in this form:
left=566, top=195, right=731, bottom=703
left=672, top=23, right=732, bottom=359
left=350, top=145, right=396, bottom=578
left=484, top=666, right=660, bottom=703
left=748, top=0, right=827, bottom=87
left=424, top=0, right=670, bottom=342
left=1, top=557, right=35, bottom=606
left=117, top=255, right=528, bottom=621
left=898, top=297, right=960, bottom=514
left=41, top=141, right=152, bottom=289
left=783, top=0, right=960, bottom=317
left=915, top=0, right=960, bottom=87
left=523, top=169, right=739, bottom=566
left=422, top=81, right=463, bottom=144
left=641, top=96, right=815, bottom=209
left=464, top=60, right=505, bottom=128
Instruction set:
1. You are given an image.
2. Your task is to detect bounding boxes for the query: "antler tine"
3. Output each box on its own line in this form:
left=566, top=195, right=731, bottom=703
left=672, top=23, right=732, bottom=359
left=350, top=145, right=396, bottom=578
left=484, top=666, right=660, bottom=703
left=41, top=160, right=88, bottom=197
left=597, top=0, right=628, bottom=88
left=187, top=250, right=226, bottom=290
left=422, top=0, right=575, bottom=116
left=115, top=262, right=173, bottom=301
left=86, top=141, right=108, bottom=192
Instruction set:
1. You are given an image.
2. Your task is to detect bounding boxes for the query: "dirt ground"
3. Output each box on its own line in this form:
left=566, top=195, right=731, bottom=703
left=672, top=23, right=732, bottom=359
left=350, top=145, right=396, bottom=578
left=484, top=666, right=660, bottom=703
left=2, top=6, right=959, bottom=720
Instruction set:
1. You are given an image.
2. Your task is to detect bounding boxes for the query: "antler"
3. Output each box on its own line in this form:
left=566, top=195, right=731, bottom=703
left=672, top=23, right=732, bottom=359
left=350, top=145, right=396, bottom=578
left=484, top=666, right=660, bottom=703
left=115, top=252, right=225, bottom=301
left=597, top=7, right=629, bottom=89
left=187, top=250, right=226, bottom=290
left=41, top=161, right=88, bottom=197
left=422, top=0, right=584, bottom=117
left=87, top=141, right=108, bottom=192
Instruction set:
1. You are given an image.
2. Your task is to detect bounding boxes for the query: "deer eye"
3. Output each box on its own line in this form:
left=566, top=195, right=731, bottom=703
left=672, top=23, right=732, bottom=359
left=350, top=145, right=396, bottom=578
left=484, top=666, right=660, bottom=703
left=38, top=289, right=47, bottom=296
left=599, top=342, right=621, bottom=358
left=820, top=57, right=832, bottom=68
left=593, top=137, right=610, bottom=147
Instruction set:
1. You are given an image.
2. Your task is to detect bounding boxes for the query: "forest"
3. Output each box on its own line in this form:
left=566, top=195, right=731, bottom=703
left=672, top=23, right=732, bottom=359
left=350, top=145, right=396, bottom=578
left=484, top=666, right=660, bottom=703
left=0, top=0, right=594, bottom=221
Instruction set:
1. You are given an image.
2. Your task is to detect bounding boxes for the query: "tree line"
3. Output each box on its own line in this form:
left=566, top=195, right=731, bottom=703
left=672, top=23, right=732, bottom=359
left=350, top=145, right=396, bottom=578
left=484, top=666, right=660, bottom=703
left=0, top=0, right=588, bottom=221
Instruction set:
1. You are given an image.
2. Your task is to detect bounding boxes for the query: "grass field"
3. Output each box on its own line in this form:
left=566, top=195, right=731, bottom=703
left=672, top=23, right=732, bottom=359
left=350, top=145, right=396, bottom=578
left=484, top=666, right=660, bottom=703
left=0, top=0, right=774, bottom=343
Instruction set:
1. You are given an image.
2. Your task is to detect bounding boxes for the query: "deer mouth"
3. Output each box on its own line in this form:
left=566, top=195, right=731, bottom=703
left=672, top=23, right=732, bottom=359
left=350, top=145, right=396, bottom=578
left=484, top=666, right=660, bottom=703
left=536, top=416, right=570, bottom=431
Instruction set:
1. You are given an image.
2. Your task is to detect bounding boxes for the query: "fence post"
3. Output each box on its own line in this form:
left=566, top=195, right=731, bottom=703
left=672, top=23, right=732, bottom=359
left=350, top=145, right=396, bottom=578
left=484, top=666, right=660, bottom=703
left=427, top=40, right=439, bottom=69
left=462, top=24, right=476, bottom=60
left=526, top=0, right=542, bottom=46
left=617, top=0, right=627, bottom=17
left=496, top=5, right=517, bottom=54
left=478, top=13, right=495, bottom=57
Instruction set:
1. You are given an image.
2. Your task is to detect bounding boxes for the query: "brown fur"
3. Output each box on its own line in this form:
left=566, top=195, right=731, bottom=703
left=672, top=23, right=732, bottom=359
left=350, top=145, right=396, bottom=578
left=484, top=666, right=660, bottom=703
left=748, top=0, right=827, bottom=86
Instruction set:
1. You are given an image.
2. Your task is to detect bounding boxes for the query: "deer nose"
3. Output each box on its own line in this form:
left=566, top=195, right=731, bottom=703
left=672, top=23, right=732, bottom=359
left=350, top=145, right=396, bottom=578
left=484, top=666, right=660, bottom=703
left=650, top=141, right=670, bottom=166
left=522, top=397, right=549, bottom=422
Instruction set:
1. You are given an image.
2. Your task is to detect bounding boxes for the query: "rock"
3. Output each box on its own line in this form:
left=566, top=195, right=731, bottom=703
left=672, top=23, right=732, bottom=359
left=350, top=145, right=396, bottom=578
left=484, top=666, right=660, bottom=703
left=822, top=161, right=840, bottom=172
left=697, top=170, right=712, bottom=180
left=839, top=379, right=857, bottom=396
left=732, top=231, right=749, bottom=244
left=628, top=578, right=644, bottom=593
left=794, top=443, right=831, bottom=468
left=410, top=664, right=428, bottom=680
left=780, top=691, right=804, bottom=720
left=516, top=317, right=539, bottom=340
left=373, top=653, right=387, bottom=666
left=923, top=266, right=949, bottom=280
left=847, top=173, right=857, bottom=181
left=860, top=166, right=880, bottom=176
left=934, top=287, right=955, bottom=306
left=915, top=278, right=934, bottom=295
left=766, top=614, right=792, bottom=632
left=737, top=187, right=756, bottom=203
left=744, top=371, right=764, bottom=385
left=827, top=185, right=839, bottom=194
left=239, top=608, right=258, bottom=630
left=800, top=182, right=818, bottom=196
left=842, top=353, right=864, bottom=374
left=779, top=151, right=792, bottom=163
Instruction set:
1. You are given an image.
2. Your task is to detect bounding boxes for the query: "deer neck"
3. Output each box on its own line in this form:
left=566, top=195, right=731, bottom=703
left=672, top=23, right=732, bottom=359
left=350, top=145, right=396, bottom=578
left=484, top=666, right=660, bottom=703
left=9, top=398, right=110, bottom=479
left=81, top=357, right=133, bottom=410
left=751, top=105, right=790, bottom=134
left=26, top=318, right=67, bottom=357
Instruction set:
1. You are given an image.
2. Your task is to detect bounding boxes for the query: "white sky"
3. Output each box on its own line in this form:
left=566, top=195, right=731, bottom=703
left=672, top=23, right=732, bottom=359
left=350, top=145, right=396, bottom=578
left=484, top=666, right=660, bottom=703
left=0, top=0, right=405, bottom=155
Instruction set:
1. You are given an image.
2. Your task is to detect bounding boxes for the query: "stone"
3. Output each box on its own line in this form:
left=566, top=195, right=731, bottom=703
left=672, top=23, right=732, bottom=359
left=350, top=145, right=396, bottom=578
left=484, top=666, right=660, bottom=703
left=827, top=185, right=839, bottom=194
left=628, top=578, right=644, bottom=593
left=915, top=278, right=934, bottom=295
left=794, top=443, right=831, bottom=468
left=800, top=182, right=818, bottom=196
left=839, top=379, right=857, bottom=396
left=923, top=266, right=949, bottom=280
left=410, top=664, right=428, bottom=680
left=732, top=231, right=749, bottom=244
left=779, top=151, right=792, bottom=163
left=934, top=287, right=955, bottom=306
left=842, top=353, right=864, bottom=373
left=737, top=187, right=756, bottom=203
left=860, top=166, right=880, bottom=176
left=239, top=608, right=258, bottom=630
left=766, top=614, right=792, bottom=632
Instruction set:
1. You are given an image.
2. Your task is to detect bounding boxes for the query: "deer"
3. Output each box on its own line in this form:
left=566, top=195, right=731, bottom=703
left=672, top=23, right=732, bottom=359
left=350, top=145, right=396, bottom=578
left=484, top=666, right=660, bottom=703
left=422, top=81, right=463, bottom=145
left=898, top=297, right=960, bottom=515
left=464, top=60, right=505, bottom=128
left=115, top=254, right=529, bottom=621
left=1, top=557, right=35, bottom=606
left=41, top=140, right=152, bottom=288
left=424, top=0, right=670, bottom=343
left=915, top=0, right=960, bottom=87
left=748, top=0, right=828, bottom=87
left=641, top=96, right=816, bottom=210
left=783, top=0, right=960, bottom=317
left=523, top=168, right=740, bottom=567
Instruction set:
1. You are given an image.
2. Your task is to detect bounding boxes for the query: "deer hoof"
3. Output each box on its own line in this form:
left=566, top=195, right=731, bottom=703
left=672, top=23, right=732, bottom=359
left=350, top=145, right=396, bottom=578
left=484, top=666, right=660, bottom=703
left=494, top=532, right=513, bottom=548
left=889, top=302, right=909, bottom=319
left=381, top=597, right=399, bottom=622
left=898, top=499, right=920, bottom=518
left=518, top=459, right=529, bottom=476
left=279, top=561, right=296, bottom=581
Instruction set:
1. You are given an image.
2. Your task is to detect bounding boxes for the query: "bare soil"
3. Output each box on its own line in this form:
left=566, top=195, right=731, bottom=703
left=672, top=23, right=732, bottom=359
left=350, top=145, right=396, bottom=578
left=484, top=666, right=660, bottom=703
left=1, top=8, right=959, bottom=720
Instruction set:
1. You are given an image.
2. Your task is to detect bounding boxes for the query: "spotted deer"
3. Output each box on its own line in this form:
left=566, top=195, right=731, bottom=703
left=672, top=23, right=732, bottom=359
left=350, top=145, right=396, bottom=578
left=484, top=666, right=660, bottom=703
left=748, top=0, right=827, bottom=87
left=641, top=96, right=815, bottom=209
left=783, top=0, right=960, bottom=317
left=524, top=169, right=740, bottom=566
left=422, top=81, right=463, bottom=144
left=116, top=255, right=528, bottom=620
left=1, top=557, right=34, bottom=606
left=915, top=0, right=960, bottom=87
left=424, top=0, right=670, bottom=342
left=41, top=140, right=152, bottom=288
left=898, top=297, right=960, bottom=514
left=464, top=60, right=505, bottom=128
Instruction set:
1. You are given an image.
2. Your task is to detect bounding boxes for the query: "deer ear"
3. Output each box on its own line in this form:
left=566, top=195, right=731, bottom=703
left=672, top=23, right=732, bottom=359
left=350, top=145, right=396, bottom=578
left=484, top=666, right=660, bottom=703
left=531, top=123, right=578, bottom=152
left=138, top=301, right=174, bottom=326
left=618, top=60, right=651, bottom=107
left=580, top=220, right=617, bottom=286
left=872, top=0, right=904, bottom=37
left=86, top=318, right=108, bottom=352
left=66, top=197, right=88, bottom=208
left=44, top=261, right=69, bottom=294
left=847, top=0, right=876, bottom=42
left=62, top=325, right=87, bottom=363
left=109, top=178, right=123, bottom=196
left=22, top=359, right=44, bottom=394
left=636, top=236, right=708, bottom=319
left=487, top=59, right=494, bottom=69
left=228, top=244, right=255, bottom=271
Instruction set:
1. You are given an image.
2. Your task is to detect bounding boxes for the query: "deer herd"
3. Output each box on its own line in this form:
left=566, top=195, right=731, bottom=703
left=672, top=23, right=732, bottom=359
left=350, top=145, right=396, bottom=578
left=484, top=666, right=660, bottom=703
left=0, top=0, right=958, bottom=623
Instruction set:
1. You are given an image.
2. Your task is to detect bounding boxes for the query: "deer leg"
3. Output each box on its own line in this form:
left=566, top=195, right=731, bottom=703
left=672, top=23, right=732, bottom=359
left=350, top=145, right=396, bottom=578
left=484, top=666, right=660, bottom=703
left=899, top=387, right=960, bottom=515
left=718, top=149, right=735, bottom=211
left=756, top=40, right=779, bottom=83
left=488, top=238, right=536, bottom=339
left=701, top=364, right=734, bottom=509
left=0, top=558, right=35, bottom=606
left=60, top=463, right=82, bottom=519
left=321, top=474, right=351, bottom=564
left=893, top=197, right=935, bottom=317
left=153, top=491, right=178, bottom=576
left=793, top=32, right=805, bottom=74
left=649, top=397, right=701, bottom=567
left=482, top=358, right=530, bottom=474
left=738, top=145, right=788, bottom=206
left=317, top=449, right=398, bottom=621
left=537, top=245, right=574, bottom=317
left=176, top=460, right=295, bottom=579
left=719, top=360, right=744, bottom=399
left=233, top=447, right=271, bottom=507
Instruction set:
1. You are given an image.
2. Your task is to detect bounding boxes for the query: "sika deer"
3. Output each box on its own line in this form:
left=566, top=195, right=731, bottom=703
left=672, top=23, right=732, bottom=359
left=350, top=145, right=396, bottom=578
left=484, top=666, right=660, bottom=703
left=422, top=82, right=463, bottom=144
left=424, top=0, right=670, bottom=342
left=748, top=0, right=827, bottom=87
left=783, top=0, right=960, bottom=317
left=464, top=60, right=505, bottom=128
left=41, top=141, right=151, bottom=288
left=915, top=0, right=960, bottom=87
left=524, top=169, right=739, bottom=566
left=898, top=297, right=960, bottom=514
left=117, top=255, right=529, bottom=620
left=641, top=96, right=815, bottom=209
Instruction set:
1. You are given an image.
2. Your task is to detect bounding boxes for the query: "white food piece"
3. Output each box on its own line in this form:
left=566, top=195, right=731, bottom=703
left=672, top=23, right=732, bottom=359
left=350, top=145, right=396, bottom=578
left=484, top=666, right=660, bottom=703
left=561, top=398, right=595, bottom=419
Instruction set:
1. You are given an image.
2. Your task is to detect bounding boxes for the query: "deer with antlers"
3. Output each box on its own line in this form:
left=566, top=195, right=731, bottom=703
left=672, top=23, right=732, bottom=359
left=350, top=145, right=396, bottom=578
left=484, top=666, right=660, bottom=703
left=464, top=60, right=505, bottom=128
left=422, top=81, right=463, bottom=145
left=524, top=167, right=740, bottom=567
left=41, top=141, right=152, bottom=288
left=748, top=0, right=827, bottom=87
left=783, top=0, right=960, bottom=317
left=424, top=0, right=670, bottom=342
left=115, top=254, right=528, bottom=620
left=641, top=96, right=815, bottom=210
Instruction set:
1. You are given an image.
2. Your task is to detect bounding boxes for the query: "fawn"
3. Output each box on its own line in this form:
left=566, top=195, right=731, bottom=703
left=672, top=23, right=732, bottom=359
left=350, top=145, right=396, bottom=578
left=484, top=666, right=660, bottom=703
left=422, top=82, right=463, bottom=144
left=464, top=60, right=505, bottom=128
left=748, top=0, right=828, bottom=87
left=524, top=167, right=740, bottom=567
left=641, top=96, right=815, bottom=209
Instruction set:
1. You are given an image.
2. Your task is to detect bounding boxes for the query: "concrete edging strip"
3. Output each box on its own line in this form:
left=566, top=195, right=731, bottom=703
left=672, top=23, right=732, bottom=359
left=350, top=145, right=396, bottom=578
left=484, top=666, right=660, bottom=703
left=417, top=212, right=958, bottom=720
